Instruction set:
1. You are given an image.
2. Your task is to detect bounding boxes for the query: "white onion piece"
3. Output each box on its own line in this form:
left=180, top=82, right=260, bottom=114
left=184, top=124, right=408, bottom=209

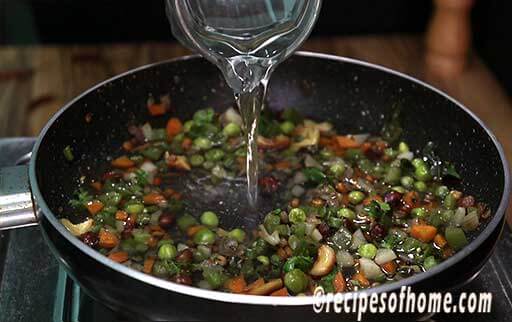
left=221, top=107, right=243, bottom=126
left=293, top=171, right=307, bottom=184
left=311, top=229, right=323, bottom=242
left=141, top=123, right=153, bottom=141
left=304, top=154, right=322, bottom=168
left=453, top=207, right=466, bottom=226
left=140, top=160, right=158, bottom=182
left=291, top=185, right=305, bottom=197
left=350, top=229, right=366, bottom=250
left=397, top=151, right=414, bottom=160
left=177, top=243, right=189, bottom=252
left=352, top=133, right=370, bottom=145
left=60, top=218, right=93, bottom=236
left=336, top=250, right=355, bottom=268
left=374, top=248, right=397, bottom=265
left=462, top=210, right=479, bottom=232
left=359, top=258, right=384, bottom=280
left=305, top=223, right=316, bottom=236
left=123, top=172, right=136, bottom=181
left=259, top=225, right=280, bottom=246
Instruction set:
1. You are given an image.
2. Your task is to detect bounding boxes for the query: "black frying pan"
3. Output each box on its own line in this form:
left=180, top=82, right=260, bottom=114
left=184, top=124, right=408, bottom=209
left=0, top=52, right=509, bottom=321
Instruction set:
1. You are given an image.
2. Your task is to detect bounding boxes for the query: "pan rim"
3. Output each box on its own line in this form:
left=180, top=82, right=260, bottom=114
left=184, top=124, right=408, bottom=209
left=28, top=51, right=510, bottom=306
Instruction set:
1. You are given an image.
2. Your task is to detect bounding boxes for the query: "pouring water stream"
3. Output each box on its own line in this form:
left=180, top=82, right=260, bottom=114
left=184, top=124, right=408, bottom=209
left=166, top=0, right=322, bottom=207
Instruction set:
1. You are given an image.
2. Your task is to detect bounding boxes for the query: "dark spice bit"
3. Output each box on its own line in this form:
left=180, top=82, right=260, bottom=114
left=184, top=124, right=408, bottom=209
left=158, top=213, right=175, bottom=229
left=171, top=274, right=193, bottom=286
left=80, top=232, right=98, bottom=248
left=317, top=222, right=332, bottom=238
left=384, top=191, right=402, bottom=207
left=370, top=224, right=386, bottom=241
left=176, top=249, right=193, bottom=263
left=258, top=176, right=280, bottom=195
left=458, top=195, right=475, bottom=208
left=364, top=145, right=383, bottom=161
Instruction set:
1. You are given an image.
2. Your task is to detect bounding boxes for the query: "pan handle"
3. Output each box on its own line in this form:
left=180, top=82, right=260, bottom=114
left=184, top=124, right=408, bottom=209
left=0, top=165, right=38, bottom=230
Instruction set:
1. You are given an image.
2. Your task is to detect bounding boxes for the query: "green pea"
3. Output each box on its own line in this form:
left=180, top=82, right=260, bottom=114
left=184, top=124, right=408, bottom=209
left=384, top=166, right=401, bottom=185
left=99, top=191, right=122, bottom=206
left=288, top=235, right=300, bottom=250
left=193, top=228, right=216, bottom=245
left=202, top=160, right=215, bottom=170
left=392, top=186, right=406, bottom=194
left=400, top=176, right=414, bottom=189
left=183, top=120, right=194, bottom=132
left=284, top=269, right=309, bottom=294
left=358, top=243, right=377, bottom=259
left=423, top=256, right=438, bottom=270
left=435, top=185, right=449, bottom=198
left=384, top=148, right=397, bottom=158
left=205, top=148, right=225, bottom=162
left=223, top=122, right=241, bottom=137
left=125, top=203, right=144, bottom=215
left=193, top=108, right=214, bottom=124
left=193, top=137, right=212, bottom=150
left=141, top=147, right=164, bottom=161
left=337, top=207, right=355, bottom=219
left=158, top=243, right=177, bottom=260
left=411, top=207, right=428, bottom=218
left=177, top=214, right=198, bottom=231
left=189, top=154, right=205, bottom=167
left=288, top=208, right=306, bottom=224
left=228, top=228, right=246, bottom=242
left=280, top=121, right=295, bottom=135
left=398, top=142, right=410, bottom=153
left=444, top=193, right=456, bottom=210
left=348, top=191, right=365, bottom=204
left=327, top=216, right=343, bottom=229
left=329, top=162, right=346, bottom=178
left=63, top=145, right=74, bottom=161
left=411, top=158, right=425, bottom=168
left=200, top=211, right=219, bottom=228
left=414, top=181, right=427, bottom=192
left=203, top=267, right=226, bottom=289
left=415, top=165, right=432, bottom=182
left=320, top=149, right=334, bottom=159
left=257, top=255, right=270, bottom=266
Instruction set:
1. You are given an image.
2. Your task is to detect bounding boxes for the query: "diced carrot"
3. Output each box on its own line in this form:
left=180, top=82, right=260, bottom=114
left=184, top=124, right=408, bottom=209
left=360, top=142, right=372, bottom=153
left=181, top=137, right=192, bottom=150
left=186, top=225, right=205, bottom=237
left=319, top=136, right=334, bottom=147
left=335, top=182, right=347, bottom=193
left=115, top=210, right=128, bottom=221
left=244, top=278, right=265, bottom=292
left=381, top=261, right=397, bottom=275
left=153, top=177, right=162, bottom=186
left=352, top=272, right=370, bottom=287
left=122, top=140, right=134, bottom=152
left=225, top=275, right=247, bottom=294
left=143, top=193, right=166, bottom=205
left=410, top=224, right=437, bottom=243
left=166, top=117, right=183, bottom=137
left=147, top=236, right=158, bottom=248
left=341, top=193, right=350, bottom=206
left=273, top=160, right=291, bottom=170
left=147, top=103, right=167, bottom=116
left=270, top=287, right=290, bottom=296
left=162, top=188, right=177, bottom=198
left=86, top=200, right=104, bottom=216
left=108, top=251, right=129, bottom=263
left=362, top=194, right=383, bottom=206
left=111, top=156, right=135, bottom=169
left=434, top=234, right=448, bottom=249
left=90, top=181, right=102, bottom=191
left=143, top=256, right=156, bottom=273
left=99, top=230, right=119, bottom=249
left=333, top=271, right=347, bottom=293
left=336, top=135, right=361, bottom=149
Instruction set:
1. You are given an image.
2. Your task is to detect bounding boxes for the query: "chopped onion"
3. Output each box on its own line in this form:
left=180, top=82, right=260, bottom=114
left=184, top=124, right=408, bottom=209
left=123, top=172, right=136, bottom=181
left=140, top=160, right=158, bottom=182
left=352, top=134, right=370, bottom=145
left=311, top=228, right=323, bottom=242
left=177, top=243, right=189, bottom=252
left=453, top=207, right=466, bottom=226
left=197, top=245, right=211, bottom=257
left=220, top=107, right=243, bottom=126
left=356, top=178, right=375, bottom=194
left=291, top=185, right=305, bottom=197
left=115, top=220, right=125, bottom=232
left=462, top=210, right=479, bottom=232
left=359, top=258, right=384, bottom=280
left=397, top=151, right=414, bottom=161
left=259, top=225, right=280, bottom=246
left=150, top=210, right=162, bottom=225
left=304, top=154, right=322, bottom=168
left=374, top=248, right=397, bottom=265
left=141, top=123, right=153, bottom=141
left=305, top=223, right=316, bottom=236
left=197, top=280, right=213, bottom=290
left=350, top=229, right=367, bottom=250
left=336, top=250, right=355, bottom=268
left=293, top=171, right=307, bottom=184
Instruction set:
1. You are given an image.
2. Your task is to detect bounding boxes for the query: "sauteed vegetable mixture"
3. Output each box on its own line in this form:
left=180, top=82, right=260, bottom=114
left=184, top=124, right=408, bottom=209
left=61, top=102, right=490, bottom=296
